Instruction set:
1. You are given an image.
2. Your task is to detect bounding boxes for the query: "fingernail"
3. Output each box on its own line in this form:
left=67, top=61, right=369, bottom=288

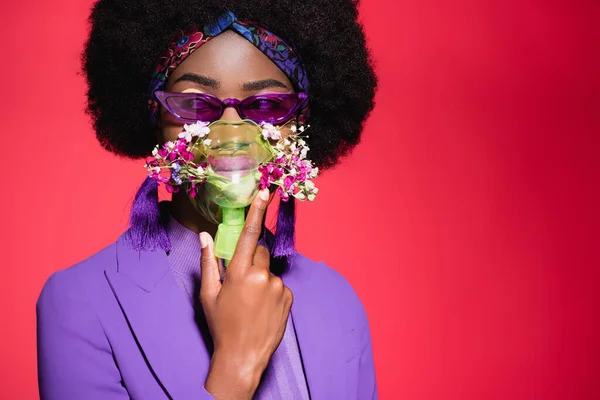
left=259, top=189, right=269, bottom=201
left=199, top=232, right=208, bottom=248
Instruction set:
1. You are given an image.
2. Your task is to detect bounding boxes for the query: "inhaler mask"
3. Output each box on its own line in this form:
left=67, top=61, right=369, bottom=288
left=145, top=118, right=318, bottom=263
left=189, top=120, right=272, bottom=260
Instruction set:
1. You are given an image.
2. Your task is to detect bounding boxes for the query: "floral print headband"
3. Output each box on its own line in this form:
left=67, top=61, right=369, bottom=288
left=148, top=10, right=310, bottom=124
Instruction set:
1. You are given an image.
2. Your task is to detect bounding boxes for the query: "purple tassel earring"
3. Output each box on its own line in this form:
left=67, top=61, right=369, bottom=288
left=273, top=198, right=296, bottom=257
left=125, top=177, right=171, bottom=252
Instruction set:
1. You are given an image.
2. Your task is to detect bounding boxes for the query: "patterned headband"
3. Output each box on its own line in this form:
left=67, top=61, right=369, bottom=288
left=148, top=11, right=310, bottom=124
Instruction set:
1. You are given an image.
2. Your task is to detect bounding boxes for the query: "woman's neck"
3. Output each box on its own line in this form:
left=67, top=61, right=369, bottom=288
left=168, top=191, right=219, bottom=238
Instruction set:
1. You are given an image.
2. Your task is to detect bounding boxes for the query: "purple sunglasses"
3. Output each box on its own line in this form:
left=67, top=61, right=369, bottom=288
left=155, top=91, right=308, bottom=124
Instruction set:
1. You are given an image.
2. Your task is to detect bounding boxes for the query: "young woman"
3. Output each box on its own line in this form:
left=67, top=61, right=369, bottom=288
left=37, top=0, right=377, bottom=398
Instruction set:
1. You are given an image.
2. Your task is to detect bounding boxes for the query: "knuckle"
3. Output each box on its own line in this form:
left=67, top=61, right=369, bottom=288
left=284, top=287, right=294, bottom=304
left=242, top=223, right=262, bottom=238
left=199, top=291, right=213, bottom=306
left=270, top=276, right=284, bottom=291
left=249, top=269, right=271, bottom=285
left=255, top=250, right=271, bottom=268
left=253, top=201, right=268, bottom=214
left=200, top=254, right=214, bottom=266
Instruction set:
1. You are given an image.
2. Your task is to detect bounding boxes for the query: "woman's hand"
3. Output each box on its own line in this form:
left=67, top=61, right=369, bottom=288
left=199, top=189, right=293, bottom=399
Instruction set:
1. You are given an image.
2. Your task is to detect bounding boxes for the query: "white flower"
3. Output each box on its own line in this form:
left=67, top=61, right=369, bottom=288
left=197, top=166, right=205, bottom=175
left=166, top=141, right=176, bottom=150
left=300, top=147, right=308, bottom=159
left=290, top=125, right=297, bottom=133
left=178, top=130, right=193, bottom=142
left=305, top=180, right=315, bottom=191
left=289, top=168, right=297, bottom=176
left=297, top=139, right=305, bottom=146
left=308, top=193, right=316, bottom=201
left=294, top=192, right=306, bottom=200
left=277, top=151, right=285, bottom=159
left=151, top=147, right=159, bottom=156
left=310, top=167, right=319, bottom=178
left=284, top=139, right=291, bottom=146
left=184, top=121, right=210, bottom=137
left=276, top=142, right=285, bottom=151
left=298, top=126, right=305, bottom=133
left=203, top=139, right=212, bottom=146
left=261, top=123, right=282, bottom=140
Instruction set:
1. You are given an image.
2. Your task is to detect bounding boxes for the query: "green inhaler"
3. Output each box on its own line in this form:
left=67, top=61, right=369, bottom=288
left=189, top=120, right=273, bottom=264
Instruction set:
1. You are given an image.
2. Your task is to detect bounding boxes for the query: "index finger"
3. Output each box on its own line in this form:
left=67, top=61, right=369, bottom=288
left=228, top=188, right=271, bottom=271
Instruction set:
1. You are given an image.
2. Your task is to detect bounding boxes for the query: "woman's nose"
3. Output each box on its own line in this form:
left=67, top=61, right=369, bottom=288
left=221, top=105, right=243, bottom=121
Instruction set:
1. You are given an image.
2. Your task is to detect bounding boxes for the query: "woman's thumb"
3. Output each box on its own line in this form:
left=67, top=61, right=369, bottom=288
left=199, top=232, right=221, bottom=306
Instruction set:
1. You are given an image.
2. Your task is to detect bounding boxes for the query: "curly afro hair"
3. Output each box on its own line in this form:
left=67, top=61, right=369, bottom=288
left=82, top=0, right=377, bottom=169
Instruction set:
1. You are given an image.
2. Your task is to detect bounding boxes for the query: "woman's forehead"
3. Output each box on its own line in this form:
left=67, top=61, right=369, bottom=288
left=168, top=31, right=291, bottom=90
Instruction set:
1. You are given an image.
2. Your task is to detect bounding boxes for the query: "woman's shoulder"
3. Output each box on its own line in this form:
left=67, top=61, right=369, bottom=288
left=36, top=239, right=119, bottom=308
left=285, top=252, right=369, bottom=324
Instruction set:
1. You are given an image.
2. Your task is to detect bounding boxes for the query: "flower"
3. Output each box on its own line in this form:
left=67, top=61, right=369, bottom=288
left=261, top=122, right=282, bottom=140
left=187, top=184, right=198, bottom=199
left=144, top=121, right=319, bottom=204
left=300, top=147, right=308, bottom=159
left=294, top=192, right=306, bottom=200
left=283, top=175, right=296, bottom=190
left=165, top=184, right=180, bottom=193
left=178, top=130, right=193, bottom=143
left=184, top=121, right=211, bottom=137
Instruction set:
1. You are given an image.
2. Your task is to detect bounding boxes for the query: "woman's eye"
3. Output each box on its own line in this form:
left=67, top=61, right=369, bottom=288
left=249, top=99, right=281, bottom=110
left=180, top=97, right=214, bottom=110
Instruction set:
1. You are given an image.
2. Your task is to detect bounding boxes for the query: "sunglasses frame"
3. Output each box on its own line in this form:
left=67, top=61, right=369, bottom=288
left=155, top=91, right=308, bottom=124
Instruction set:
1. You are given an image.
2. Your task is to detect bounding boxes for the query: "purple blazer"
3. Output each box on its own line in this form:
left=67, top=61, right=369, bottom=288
left=36, top=233, right=377, bottom=399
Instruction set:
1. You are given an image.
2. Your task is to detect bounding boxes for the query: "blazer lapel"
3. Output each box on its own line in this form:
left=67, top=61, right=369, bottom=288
left=105, top=235, right=211, bottom=399
left=284, top=259, right=358, bottom=400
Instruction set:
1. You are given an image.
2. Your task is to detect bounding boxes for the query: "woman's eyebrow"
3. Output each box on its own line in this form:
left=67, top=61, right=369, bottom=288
left=173, top=73, right=220, bottom=89
left=242, top=79, right=290, bottom=91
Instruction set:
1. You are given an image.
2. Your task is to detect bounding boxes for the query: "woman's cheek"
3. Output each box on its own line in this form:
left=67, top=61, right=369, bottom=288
left=162, top=124, right=184, bottom=142
left=159, top=111, right=185, bottom=142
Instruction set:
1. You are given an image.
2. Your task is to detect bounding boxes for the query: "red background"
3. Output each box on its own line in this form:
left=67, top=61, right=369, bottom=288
left=1, top=0, right=599, bottom=398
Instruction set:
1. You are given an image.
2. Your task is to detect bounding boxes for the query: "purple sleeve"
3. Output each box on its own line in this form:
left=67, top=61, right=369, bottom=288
left=357, top=304, right=378, bottom=400
left=36, top=271, right=131, bottom=399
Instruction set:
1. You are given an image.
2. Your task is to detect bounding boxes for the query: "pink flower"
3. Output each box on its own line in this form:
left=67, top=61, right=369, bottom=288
left=271, top=166, right=284, bottom=180
left=180, top=150, right=195, bottom=162
left=276, top=186, right=289, bottom=201
left=158, top=148, right=169, bottom=158
left=165, top=184, right=179, bottom=193
left=283, top=176, right=296, bottom=190
left=187, top=184, right=198, bottom=198
left=260, top=176, right=270, bottom=189
left=168, top=152, right=178, bottom=162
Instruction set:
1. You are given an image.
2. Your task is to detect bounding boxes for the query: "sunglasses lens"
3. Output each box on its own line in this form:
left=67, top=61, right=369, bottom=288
left=167, top=95, right=221, bottom=122
left=241, top=95, right=298, bottom=123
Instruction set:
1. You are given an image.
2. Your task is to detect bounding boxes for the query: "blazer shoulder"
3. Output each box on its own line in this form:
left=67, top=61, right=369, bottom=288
left=36, top=239, right=118, bottom=307
left=289, top=252, right=368, bottom=323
